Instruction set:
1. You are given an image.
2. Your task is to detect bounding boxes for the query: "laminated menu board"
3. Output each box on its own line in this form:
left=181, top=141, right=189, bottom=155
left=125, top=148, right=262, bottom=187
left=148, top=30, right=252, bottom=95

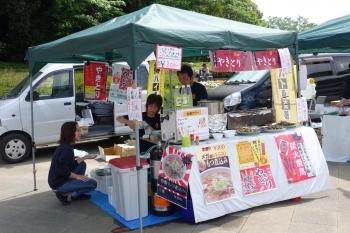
left=176, top=107, right=209, bottom=139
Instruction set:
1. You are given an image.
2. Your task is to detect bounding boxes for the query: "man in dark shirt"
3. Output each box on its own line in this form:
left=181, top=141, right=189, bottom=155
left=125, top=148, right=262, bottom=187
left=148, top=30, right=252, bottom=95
left=116, top=94, right=162, bottom=153
left=336, top=76, right=350, bottom=107
left=177, top=64, right=209, bottom=106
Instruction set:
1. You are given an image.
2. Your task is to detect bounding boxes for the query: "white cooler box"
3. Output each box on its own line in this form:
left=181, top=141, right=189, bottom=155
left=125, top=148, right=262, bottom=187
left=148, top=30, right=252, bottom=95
left=90, top=168, right=113, bottom=195
left=108, top=157, right=149, bottom=221
left=107, top=186, right=116, bottom=208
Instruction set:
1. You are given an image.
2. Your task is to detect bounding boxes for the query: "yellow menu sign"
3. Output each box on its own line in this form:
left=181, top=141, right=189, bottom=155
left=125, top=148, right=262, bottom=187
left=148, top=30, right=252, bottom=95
left=236, top=139, right=270, bottom=170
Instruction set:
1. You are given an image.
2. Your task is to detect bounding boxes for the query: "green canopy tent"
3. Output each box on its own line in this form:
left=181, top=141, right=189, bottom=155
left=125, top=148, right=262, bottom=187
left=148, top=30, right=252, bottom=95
left=25, top=4, right=297, bottom=229
left=26, top=4, right=297, bottom=74
left=298, top=14, right=350, bottom=53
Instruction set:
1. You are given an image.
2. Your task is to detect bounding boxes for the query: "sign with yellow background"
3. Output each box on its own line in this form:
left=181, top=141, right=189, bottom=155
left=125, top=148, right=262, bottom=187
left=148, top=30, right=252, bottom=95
left=147, top=60, right=165, bottom=99
left=236, top=139, right=270, bottom=170
left=270, top=64, right=298, bottom=123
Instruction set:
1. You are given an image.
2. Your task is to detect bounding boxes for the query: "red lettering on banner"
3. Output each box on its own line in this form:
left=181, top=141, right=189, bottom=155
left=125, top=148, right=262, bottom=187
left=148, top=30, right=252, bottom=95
left=253, top=50, right=281, bottom=70
left=209, top=50, right=254, bottom=72
left=83, top=62, right=108, bottom=101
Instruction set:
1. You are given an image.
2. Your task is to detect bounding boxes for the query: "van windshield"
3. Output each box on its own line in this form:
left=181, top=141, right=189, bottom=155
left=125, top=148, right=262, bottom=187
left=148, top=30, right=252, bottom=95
left=2, top=72, right=43, bottom=99
left=225, top=70, right=268, bottom=84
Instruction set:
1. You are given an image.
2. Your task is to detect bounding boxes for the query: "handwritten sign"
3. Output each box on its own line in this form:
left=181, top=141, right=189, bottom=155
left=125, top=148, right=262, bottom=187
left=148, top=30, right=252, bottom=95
left=277, top=48, right=292, bottom=75
left=156, top=44, right=182, bottom=70
left=274, top=133, right=316, bottom=183
left=209, top=50, right=254, bottom=72
left=235, top=139, right=277, bottom=196
left=176, top=107, right=208, bottom=139
left=83, top=62, right=108, bottom=100
left=126, top=87, right=142, bottom=121
left=157, top=146, right=194, bottom=208
left=195, top=144, right=235, bottom=204
left=296, top=97, right=308, bottom=122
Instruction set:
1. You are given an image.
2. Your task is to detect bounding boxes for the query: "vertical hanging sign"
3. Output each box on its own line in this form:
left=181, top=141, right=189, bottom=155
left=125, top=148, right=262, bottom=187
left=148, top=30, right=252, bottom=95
left=156, top=44, right=182, bottom=70
left=83, top=62, right=108, bottom=101
left=147, top=60, right=165, bottom=98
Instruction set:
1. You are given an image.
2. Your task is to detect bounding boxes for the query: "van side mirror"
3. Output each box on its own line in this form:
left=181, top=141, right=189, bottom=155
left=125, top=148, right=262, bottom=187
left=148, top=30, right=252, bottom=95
left=25, top=91, right=39, bottom=101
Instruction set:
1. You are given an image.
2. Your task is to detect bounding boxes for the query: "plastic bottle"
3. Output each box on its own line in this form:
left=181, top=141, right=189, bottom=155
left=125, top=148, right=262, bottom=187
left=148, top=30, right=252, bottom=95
left=186, top=85, right=193, bottom=108
left=181, top=85, right=188, bottom=108
left=174, top=86, right=182, bottom=109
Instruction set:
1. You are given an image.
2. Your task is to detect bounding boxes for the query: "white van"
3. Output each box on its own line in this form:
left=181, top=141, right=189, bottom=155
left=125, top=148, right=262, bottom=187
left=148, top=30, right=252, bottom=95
left=0, top=62, right=149, bottom=163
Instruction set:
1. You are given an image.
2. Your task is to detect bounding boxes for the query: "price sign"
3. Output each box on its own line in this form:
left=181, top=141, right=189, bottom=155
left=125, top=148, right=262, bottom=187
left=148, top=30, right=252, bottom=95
left=156, top=44, right=182, bottom=70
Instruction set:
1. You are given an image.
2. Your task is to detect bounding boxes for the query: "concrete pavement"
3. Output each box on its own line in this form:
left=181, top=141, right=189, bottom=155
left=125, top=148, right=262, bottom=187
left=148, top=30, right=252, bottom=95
left=1, top=138, right=349, bottom=233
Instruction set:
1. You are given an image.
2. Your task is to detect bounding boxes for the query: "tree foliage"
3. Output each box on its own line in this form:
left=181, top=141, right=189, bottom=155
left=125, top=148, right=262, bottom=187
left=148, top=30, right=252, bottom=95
left=263, top=16, right=317, bottom=32
left=0, top=0, right=264, bottom=62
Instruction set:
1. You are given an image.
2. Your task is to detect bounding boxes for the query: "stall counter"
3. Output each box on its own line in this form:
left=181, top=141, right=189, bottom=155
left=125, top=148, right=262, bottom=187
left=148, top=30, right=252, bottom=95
left=181, top=126, right=330, bottom=223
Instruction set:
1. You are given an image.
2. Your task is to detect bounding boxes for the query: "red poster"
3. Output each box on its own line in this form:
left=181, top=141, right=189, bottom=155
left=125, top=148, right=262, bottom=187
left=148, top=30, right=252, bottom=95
left=83, top=62, right=108, bottom=100
left=209, top=50, right=254, bottom=72
left=157, top=146, right=194, bottom=209
left=253, top=50, right=281, bottom=70
left=274, top=133, right=316, bottom=183
left=118, top=67, right=133, bottom=91
left=240, top=165, right=276, bottom=196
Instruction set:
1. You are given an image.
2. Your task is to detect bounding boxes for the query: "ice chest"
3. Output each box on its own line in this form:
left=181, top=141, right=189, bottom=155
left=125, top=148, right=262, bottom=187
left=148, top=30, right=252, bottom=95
left=108, top=157, right=149, bottom=221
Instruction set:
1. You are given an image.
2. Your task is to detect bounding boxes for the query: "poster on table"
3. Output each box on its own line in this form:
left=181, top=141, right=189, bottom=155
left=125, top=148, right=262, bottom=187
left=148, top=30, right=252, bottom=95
left=195, top=143, right=235, bottom=205
left=209, top=50, right=254, bottom=72
left=235, top=139, right=277, bottom=196
left=157, top=146, right=194, bottom=209
left=270, top=68, right=298, bottom=123
left=277, top=48, right=293, bottom=75
left=253, top=50, right=281, bottom=70
left=83, top=61, right=108, bottom=100
left=274, top=133, right=316, bottom=183
left=126, top=87, right=142, bottom=121
left=155, top=44, right=182, bottom=70
left=109, top=63, right=133, bottom=103
left=147, top=60, right=165, bottom=98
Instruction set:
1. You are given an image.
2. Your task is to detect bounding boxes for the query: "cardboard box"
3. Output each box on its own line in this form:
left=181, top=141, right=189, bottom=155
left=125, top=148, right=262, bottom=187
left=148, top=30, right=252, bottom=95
left=115, top=144, right=136, bottom=157
left=98, top=144, right=120, bottom=162
left=80, top=126, right=89, bottom=135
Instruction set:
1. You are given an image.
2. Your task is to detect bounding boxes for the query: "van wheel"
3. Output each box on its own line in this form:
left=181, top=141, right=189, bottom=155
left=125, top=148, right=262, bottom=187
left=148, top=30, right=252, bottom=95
left=0, top=133, right=31, bottom=164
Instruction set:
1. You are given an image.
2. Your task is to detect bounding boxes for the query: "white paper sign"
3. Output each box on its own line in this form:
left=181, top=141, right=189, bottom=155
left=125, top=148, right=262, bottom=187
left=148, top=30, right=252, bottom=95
left=156, top=44, right=182, bottom=70
left=299, top=65, right=308, bottom=90
left=277, top=48, right=292, bottom=75
left=127, top=87, right=143, bottom=121
left=109, top=63, right=133, bottom=103
left=296, top=97, right=308, bottom=122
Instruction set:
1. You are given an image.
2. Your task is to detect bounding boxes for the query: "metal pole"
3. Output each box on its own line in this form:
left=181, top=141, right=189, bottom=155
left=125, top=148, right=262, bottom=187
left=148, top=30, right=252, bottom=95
left=169, top=70, right=173, bottom=108
left=295, top=43, right=301, bottom=98
left=134, top=121, right=143, bottom=233
left=29, top=71, right=37, bottom=191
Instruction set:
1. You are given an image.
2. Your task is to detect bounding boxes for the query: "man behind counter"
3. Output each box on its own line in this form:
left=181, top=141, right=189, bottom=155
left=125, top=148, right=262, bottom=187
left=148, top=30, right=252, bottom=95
left=177, top=64, right=209, bottom=106
left=336, top=76, right=350, bottom=107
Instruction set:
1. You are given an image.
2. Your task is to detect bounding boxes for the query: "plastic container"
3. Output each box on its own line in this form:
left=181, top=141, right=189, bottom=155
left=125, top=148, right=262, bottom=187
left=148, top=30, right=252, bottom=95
left=109, top=157, right=150, bottom=221
left=186, top=85, right=193, bottom=107
left=181, top=85, right=188, bottom=108
left=107, top=186, right=116, bottom=208
left=90, top=168, right=113, bottom=194
left=181, top=199, right=195, bottom=223
left=174, top=86, right=182, bottom=109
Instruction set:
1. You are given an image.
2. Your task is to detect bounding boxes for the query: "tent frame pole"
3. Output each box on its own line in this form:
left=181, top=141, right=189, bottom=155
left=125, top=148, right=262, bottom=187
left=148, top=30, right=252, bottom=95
left=29, top=71, right=38, bottom=191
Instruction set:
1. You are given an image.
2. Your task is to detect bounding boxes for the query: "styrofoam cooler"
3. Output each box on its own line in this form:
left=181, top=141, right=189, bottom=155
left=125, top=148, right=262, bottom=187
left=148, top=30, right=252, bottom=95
left=90, top=168, right=113, bottom=194
left=108, top=157, right=149, bottom=221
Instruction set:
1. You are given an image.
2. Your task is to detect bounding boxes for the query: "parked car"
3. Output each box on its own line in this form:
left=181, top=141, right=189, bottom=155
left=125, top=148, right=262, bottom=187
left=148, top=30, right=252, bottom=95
left=208, top=53, right=350, bottom=111
left=0, top=62, right=149, bottom=163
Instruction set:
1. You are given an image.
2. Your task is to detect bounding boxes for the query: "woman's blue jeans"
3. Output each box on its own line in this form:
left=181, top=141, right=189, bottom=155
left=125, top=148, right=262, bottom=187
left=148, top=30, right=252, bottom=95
left=55, top=162, right=97, bottom=198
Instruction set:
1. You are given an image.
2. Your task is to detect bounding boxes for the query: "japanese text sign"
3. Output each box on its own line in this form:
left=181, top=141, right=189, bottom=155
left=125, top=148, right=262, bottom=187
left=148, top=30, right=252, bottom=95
left=235, top=139, right=277, bottom=196
left=109, top=64, right=133, bottom=103
left=253, top=50, right=281, bottom=70
left=274, top=133, right=316, bottom=183
left=126, top=87, right=143, bottom=121
left=277, top=48, right=293, bottom=75
left=83, top=62, right=108, bottom=100
left=209, top=50, right=254, bottom=72
left=195, top=143, right=235, bottom=205
left=156, top=44, right=182, bottom=70
left=157, top=146, right=194, bottom=209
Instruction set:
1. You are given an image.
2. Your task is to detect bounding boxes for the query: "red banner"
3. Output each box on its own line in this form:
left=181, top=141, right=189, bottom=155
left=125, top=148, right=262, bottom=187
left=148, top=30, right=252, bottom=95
left=209, top=50, right=254, bottom=72
left=274, top=133, right=316, bottom=183
left=157, top=146, right=194, bottom=208
left=253, top=50, right=281, bottom=70
left=84, top=62, right=108, bottom=100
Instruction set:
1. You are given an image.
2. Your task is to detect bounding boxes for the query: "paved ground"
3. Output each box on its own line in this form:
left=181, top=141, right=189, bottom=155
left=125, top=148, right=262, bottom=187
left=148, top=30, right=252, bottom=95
left=1, top=137, right=349, bottom=233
